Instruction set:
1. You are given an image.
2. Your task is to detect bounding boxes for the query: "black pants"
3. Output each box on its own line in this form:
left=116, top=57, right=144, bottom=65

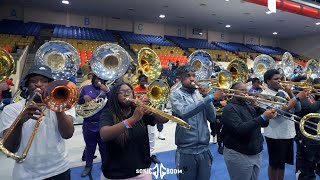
left=157, top=123, right=164, bottom=132
left=44, top=169, right=70, bottom=180
left=296, top=143, right=320, bottom=180
left=209, top=118, right=223, bottom=147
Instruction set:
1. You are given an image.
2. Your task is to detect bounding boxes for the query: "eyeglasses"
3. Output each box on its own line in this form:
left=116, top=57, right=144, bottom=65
left=117, top=89, right=133, bottom=95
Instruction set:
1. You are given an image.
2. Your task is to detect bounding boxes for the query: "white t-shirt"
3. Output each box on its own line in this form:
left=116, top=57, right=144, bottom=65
left=261, top=88, right=296, bottom=139
left=0, top=99, right=76, bottom=180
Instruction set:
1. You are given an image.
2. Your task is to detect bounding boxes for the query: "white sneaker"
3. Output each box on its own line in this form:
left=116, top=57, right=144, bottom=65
left=158, top=132, right=165, bottom=140
left=212, top=136, right=217, bottom=144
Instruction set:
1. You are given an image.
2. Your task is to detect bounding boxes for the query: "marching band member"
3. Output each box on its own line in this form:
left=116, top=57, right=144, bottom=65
left=170, top=65, right=225, bottom=180
left=99, top=82, right=168, bottom=179
left=0, top=65, right=75, bottom=180
left=294, top=78, right=320, bottom=180
left=221, top=82, right=276, bottom=180
left=262, top=69, right=307, bottom=180
left=248, top=77, right=263, bottom=93
left=78, top=74, right=110, bottom=177
left=133, top=74, right=160, bottom=164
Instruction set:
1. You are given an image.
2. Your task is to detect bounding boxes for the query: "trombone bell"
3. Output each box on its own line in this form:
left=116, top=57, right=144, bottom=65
left=299, top=113, right=320, bottom=140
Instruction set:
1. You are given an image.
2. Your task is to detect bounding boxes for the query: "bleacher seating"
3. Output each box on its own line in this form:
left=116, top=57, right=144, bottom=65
left=214, top=42, right=256, bottom=53
left=246, top=44, right=282, bottom=55
left=52, top=25, right=116, bottom=42
left=120, top=32, right=173, bottom=46
left=165, top=36, right=221, bottom=50
left=0, top=34, right=35, bottom=52
left=0, top=19, right=41, bottom=36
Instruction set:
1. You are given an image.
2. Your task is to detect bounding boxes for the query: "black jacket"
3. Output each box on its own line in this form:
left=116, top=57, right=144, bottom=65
left=221, top=98, right=268, bottom=155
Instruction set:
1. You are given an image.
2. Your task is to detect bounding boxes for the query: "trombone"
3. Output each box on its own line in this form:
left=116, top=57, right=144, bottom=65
left=125, top=98, right=191, bottom=129
left=197, top=81, right=320, bottom=140
left=0, top=80, right=79, bottom=163
left=225, top=92, right=319, bottom=140
left=256, top=100, right=320, bottom=140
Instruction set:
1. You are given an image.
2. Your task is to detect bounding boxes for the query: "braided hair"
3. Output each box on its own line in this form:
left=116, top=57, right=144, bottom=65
left=107, top=82, right=135, bottom=146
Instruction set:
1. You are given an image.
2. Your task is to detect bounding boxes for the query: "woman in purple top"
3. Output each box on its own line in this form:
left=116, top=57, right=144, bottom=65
left=78, top=74, right=110, bottom=177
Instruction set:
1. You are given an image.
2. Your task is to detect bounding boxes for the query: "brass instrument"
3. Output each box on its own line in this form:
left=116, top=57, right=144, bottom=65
left=0, top=80, right=79, bottom=163
left=76, top=43, right=131, bottom=118
left=253, top=54, right=276, bottom=80
left=280, top=80, right=320, bottom=95
left=227, top=58, right=248, bottom=83
left=281, top=52, right=295, bottom=79
left=255, top=99, right=320, bottom=140
left=197, top=69, right=233, bottom=89
left=187, top=50, right=214, bottom=80
left=126, top=98, right=191, bottom=129
left=0, top=48, right=15, bottom=93
left=35, top=41, right=80, bottom=80
left=0, top=48, right=15, bottom=81
left=147, top=79, right=170, bottom=108
left=304, top=59, right=320, bottom=79
left=300, top=113, right=320, bottom=140
left=137, top=48, right=161, bottom=81
left=130, top=47, right=162, bottom=88
left=197, top=58, right=249, bottom=89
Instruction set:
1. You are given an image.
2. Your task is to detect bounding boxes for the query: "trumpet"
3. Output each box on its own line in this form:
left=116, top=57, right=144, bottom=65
left=125, top=98, right=191, bottom=129
left=0, top=80, right=79, bottom=163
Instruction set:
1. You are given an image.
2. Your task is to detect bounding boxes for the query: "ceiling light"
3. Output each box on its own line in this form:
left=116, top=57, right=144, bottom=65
left=266, top=11, right=273, bottom=14
left=159, top=14, right=165, bottom=18
left=272, top=32, right=278, bottom=35
left=225, top=0, right=230, bottom=1
left=225, top=25, right=231, bottom=28
left=199, top=32, right=203, bottom=35
left=62, top=0, right=69, bottom=4
left=316, top=22, right=320, bottom=25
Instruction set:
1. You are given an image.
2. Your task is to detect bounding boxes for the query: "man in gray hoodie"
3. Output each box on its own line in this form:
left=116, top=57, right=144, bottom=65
left=170, top=65, right=225, bottom=180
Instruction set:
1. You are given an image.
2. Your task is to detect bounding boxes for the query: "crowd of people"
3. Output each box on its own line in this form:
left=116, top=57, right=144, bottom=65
left=0, top=58, right=319, bottom=180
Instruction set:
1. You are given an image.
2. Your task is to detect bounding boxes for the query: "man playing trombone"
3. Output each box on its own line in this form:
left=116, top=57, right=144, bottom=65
left=0, top=65, right=76, bottom=180
left=262, top=69, right=308, bottom=180
left=170, top=65, right=225, bottom=180
left=294, top=78, right=320, bottom=180
left=221, top=82, right=277, bottom=180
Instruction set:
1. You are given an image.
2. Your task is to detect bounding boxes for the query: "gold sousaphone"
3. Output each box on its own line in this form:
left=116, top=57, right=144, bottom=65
left=131, top=47, right=162, bottom=87
left=0, top=48, right=15, bottom=91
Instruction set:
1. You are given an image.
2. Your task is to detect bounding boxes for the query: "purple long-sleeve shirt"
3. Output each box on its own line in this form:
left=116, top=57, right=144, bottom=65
left=78, top=84, right=109, bottom=131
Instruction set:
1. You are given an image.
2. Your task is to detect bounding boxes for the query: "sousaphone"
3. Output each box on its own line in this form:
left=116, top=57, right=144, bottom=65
left=187, top=50, right=213, bottom=80
left=0, top=48, right=15, bottom=91
left=304, top=59, right=320, bottom=79
left=35, top=41, right=80, bottom=80
left=76, top=43, right=131, bottom=118
left=253, top=54, right=276, bottom=81
left=227, top=58, right=248, bottom=83
left=281, top=52, right=295, bottom=79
